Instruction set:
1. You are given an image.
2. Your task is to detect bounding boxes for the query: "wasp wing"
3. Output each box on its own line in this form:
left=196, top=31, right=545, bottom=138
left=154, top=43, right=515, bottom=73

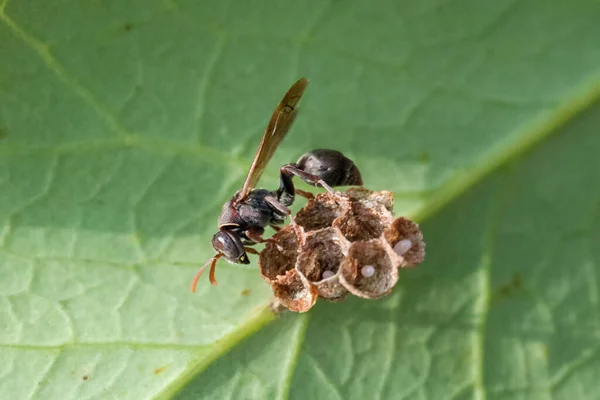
left=237, top=77, right=309, bottom=200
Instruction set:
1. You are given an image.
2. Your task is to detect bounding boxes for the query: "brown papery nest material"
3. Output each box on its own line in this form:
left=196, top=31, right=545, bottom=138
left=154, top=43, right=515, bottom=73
left=259, top=187, right=425, bottom=312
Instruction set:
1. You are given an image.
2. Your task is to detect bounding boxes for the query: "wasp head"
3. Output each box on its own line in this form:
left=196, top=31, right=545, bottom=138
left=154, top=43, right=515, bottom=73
left=211, top=229, right=249, bottom=264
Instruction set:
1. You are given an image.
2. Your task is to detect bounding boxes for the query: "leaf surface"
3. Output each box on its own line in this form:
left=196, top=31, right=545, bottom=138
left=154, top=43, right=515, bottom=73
left=180, top=101, right=600, bottom=399
left=1, top=0, right=600, bottom=398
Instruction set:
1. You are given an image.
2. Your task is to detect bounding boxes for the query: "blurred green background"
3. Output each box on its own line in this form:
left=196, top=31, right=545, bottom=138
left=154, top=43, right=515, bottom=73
left=1, top=0, right=600, bottom=399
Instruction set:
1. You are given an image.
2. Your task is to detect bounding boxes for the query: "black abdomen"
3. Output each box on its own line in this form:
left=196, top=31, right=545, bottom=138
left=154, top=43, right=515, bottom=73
left=296, top=149, right=363, bottom=187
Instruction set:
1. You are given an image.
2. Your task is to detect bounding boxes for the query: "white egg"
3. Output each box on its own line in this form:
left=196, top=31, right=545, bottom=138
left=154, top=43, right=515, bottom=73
left=393, top=239, right=412, bottom=256
left=322, top=270, right=335, bottom=279
left=361, top=265, right=375, bottom=278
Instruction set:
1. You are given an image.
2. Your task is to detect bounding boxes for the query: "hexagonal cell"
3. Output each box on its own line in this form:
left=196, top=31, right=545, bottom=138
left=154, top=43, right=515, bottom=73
left=271, top=269, right=318, bottom=313
left=259, top=224, right=303, bottom=283
left=334, top=201, right=393, bottom=242
left=346, top=187, right=394, bottom=211
left=294, top=192, right=350, bottom=232
left=384, top=217, right=425, bottom=267
left=258, top=186, right=425, bottom=311
left=296, top=227, right=349, bottom=301
left=339, top=239, right=403, bottom=299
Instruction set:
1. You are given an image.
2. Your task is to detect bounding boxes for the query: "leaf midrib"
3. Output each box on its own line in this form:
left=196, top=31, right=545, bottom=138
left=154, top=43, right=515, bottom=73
left=411, top=71, right=600, bottom=223
left=156, top=76, right=600, bottom=399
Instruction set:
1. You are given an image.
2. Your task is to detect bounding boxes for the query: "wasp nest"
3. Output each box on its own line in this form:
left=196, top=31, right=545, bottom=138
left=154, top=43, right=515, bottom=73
left=259, top=187, right=425, bottom=312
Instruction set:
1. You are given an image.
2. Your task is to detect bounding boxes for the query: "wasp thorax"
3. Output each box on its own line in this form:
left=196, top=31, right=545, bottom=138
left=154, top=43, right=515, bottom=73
left=258, top=187, right=426, bottom=312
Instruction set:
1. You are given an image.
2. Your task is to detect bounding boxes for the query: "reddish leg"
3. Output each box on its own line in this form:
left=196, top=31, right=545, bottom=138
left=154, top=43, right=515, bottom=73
left=244, top=247, right=260, bottom=255
left=246, top=228, right=278, bottom=245
left=295, top=189, right=315, bottom=199
left=270, top=224, right=282, bottom=232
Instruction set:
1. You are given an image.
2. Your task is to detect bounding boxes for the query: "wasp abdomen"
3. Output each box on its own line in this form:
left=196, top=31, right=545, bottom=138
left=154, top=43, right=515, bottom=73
left=296, top=149, right=363, bottom=187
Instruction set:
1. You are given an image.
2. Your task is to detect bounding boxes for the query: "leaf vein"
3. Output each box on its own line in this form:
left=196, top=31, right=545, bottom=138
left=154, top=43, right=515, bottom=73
left=277, top=314, right=310, bottom=400
left=0, top=11, right=126, bottom=140
left=24, top=349, right=60, bottom=400
left=304, top=353, right=345, bottom=400
left=194, top=32, right=226, bottom=144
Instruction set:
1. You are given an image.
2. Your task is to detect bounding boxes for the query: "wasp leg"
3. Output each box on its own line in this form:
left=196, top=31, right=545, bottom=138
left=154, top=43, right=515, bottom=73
left=280, top=163, right=336, bottom=194
left=246, top=228, right=284, bottom=252
left=244, top=247, right=260, bottom=255
left=264, top=195, right=292, bottom=216
left=269, top=224, right=282, bottom=232
left=246, top=227, right=278, bottom=245
left=275, top=169, right=315, bottom=206
left=295, top=188, right=315, bottom=199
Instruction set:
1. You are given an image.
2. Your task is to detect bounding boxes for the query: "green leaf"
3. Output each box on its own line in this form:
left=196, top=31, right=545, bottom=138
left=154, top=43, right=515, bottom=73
left=179, top=101, right=600, bottom=399
left=1, top=0, right=599, bottom=399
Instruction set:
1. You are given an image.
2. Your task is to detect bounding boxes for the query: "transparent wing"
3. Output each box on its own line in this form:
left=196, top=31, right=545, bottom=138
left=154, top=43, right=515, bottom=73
left=237, top=77, right=309, bottom=200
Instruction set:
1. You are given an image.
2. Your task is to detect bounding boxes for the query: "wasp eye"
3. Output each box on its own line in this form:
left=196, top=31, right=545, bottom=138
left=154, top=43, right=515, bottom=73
left=239, top=255, right=248, bottom=263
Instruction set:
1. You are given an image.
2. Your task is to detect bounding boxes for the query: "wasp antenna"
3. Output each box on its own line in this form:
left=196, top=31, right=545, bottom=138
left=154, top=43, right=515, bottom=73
left=208, top=253, right=223, bottom=286
left=190, top=256, right=216, bottom=292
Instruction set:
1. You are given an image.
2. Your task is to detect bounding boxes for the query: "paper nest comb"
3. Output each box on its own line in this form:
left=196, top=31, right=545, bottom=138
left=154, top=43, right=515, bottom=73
left=259, top=187, right=425, bottom=312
